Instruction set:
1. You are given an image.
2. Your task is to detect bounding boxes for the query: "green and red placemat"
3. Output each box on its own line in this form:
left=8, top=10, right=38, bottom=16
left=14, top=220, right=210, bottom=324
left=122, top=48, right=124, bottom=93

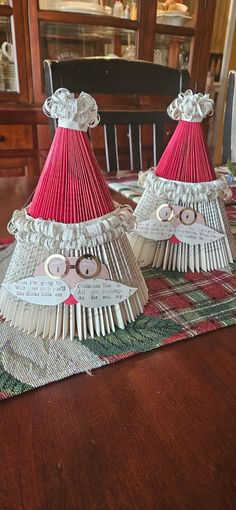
left=108, top=176, right=236, bottom=206
left=1, top=241, right=236, bottom=400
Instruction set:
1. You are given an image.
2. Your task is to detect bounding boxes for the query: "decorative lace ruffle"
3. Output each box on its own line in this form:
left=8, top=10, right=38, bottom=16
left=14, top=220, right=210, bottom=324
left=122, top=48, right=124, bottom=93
left=167, top=89, right=214, bottom=122
left=43, top=88, right=100, bottom=131
left=8, top=205, right=135, bottom=250
left=138, top=168, right=227, bottom=203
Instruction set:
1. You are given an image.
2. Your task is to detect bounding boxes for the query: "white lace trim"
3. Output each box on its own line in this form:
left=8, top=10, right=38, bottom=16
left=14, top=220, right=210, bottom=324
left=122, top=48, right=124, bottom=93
left=7, top=205, right=135, bottom=250
left=43, top=88, right=100, bottom=131
left=138, top=168, right=227, bottom=203
left=167, top=89, right=214, bottom=122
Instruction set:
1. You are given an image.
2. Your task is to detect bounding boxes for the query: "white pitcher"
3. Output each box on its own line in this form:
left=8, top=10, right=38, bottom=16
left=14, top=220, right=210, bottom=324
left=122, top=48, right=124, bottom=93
left=1, top=42, right=17, bottom=90
left=1, top=41, right=14, bottom=63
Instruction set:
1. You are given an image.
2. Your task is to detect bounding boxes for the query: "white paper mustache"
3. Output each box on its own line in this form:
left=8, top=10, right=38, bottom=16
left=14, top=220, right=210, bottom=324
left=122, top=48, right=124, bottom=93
left=135, top=218, right=225, bottom=245
left=3, top=277, right=137, bottom=307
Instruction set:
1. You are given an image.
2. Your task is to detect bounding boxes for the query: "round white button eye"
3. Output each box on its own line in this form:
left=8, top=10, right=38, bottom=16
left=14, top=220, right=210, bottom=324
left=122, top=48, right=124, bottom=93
left=76, top=254, right=101, bottom=279
left=44, top=254, right=69, bottom=279
left=156, top=204, right=174, bottom=222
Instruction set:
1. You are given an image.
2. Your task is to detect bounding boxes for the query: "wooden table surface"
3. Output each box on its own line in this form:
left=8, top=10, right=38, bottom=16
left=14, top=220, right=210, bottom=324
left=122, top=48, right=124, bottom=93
left=1, top=177, right=236, bottom=510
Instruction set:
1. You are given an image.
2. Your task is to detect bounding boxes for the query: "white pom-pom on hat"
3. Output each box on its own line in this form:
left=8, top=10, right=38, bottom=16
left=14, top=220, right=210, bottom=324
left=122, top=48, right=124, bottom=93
left=167, top=89, right=214, bottom=122
left=43, top=88, right=100, bottom=131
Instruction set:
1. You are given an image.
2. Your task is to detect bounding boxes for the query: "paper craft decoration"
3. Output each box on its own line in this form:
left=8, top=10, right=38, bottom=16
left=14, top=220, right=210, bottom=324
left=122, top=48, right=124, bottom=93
left=129, top=90, right=236, bottom=272
left=0, top=88, right=148, bottom=340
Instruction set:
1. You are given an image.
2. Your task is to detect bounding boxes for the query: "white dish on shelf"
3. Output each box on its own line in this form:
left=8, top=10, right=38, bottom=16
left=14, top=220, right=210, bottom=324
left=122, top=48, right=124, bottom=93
left=157, top=2, right=188, bottom=13
left=40, top=0, right=107, bottom=14
left=61, top=1, right=106, bottom=15
left=77, top=0, right=99, bottom=3
left=156, top=12, right=192, bottom=26
left=104, top=5, right=112, bottom=15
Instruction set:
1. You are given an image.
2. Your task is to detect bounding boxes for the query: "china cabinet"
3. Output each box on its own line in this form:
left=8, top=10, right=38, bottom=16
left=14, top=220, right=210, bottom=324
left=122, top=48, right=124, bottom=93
left=0, top=0, right=217, bottom=176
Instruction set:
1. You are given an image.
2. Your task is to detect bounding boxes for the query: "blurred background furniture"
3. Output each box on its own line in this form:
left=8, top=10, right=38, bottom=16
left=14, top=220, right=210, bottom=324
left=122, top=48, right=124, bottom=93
left=0, top=0, right=219, bottom=176
left=211, top=0, right=236, bottom=164
left=222, top=70, right=236, bottom=165
left=44, top=58, right=189, bottom=174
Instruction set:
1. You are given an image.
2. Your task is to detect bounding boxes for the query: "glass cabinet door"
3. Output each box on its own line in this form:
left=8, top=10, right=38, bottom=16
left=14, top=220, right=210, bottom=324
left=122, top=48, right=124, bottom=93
left=40, top=21, right=136, bottom=61
left=39, top=1, right=109, bottom=16
left=154, top=33, right=191, bottom=69
left=155, top=1, right=196, bottom=71
left=39, top=1, right=138, bottom=19
left=0, top=15, right=18, bottom=91
left=156, top=0, right=195, bottom=29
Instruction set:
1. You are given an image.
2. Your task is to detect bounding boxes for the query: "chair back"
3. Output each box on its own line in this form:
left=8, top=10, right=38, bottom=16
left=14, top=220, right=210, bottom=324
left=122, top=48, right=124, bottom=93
left=44, top=58, right=190, bottom=175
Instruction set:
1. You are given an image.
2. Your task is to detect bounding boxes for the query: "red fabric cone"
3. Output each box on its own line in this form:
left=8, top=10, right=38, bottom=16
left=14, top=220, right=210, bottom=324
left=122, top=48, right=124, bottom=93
left=155, top=121, right=216, bottom=183
left=28, top=127, right=115, bottom=223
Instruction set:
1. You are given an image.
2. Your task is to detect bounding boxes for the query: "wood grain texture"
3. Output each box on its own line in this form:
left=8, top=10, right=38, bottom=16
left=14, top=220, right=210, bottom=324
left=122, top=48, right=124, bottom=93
left=0, top=157, right=35, bottom=177
left=0, top=125, right=34, bottom=150
left=0, top=177, right=236, bottom=510
left=0, top=176, right=38, bottom=237
left=189, top=0, right=217, bottom=91
left=1, top=330, right=236, bottom=510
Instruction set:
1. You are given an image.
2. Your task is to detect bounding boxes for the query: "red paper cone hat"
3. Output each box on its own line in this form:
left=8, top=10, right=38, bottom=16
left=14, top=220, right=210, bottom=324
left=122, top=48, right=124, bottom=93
left=28, top=88, right=115, bottom=223
left=155, top=90, right=216, bottom=182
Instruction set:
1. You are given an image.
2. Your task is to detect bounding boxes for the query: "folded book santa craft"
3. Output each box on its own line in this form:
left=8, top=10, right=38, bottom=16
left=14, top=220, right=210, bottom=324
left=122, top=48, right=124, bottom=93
left=129, top=90, right=236, bottom=272
left=0, top=88, right=148, bottom=341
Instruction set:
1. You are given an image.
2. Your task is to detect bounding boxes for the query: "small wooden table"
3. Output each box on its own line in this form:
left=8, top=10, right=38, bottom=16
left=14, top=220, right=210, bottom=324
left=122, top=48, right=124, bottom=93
left=1, top=177, right=236, bottom=510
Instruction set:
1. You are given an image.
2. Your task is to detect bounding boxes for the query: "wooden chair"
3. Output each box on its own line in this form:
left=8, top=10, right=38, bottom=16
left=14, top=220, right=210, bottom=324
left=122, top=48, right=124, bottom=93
left=222, top=70, right=236, bottom=165
left=44, top=58, right=190, bottom=175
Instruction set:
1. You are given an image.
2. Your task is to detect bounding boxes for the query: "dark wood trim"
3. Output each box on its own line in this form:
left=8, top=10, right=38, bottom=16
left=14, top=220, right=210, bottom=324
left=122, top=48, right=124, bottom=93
left=189, top=0, right=217, bottom=91
left=136, top=0, right=156, bottom=61
left=28, top=0, right=45, bottom=103
left=22, top=0, right=34, bottom=104
left=155, top=24, right=195, bottom=37
left=37, top=10, right=139, bottom=31
left=0, top=5, right=12, bottom=16
left=0, top=92, right=20, bottom=103
left=0, top=106, right=47, bottom=123
left=0, top=149, right=39, bottom=157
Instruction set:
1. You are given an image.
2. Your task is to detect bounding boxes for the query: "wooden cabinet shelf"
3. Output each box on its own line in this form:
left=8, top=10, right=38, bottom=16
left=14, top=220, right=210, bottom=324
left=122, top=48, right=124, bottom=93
left=0, top=5, right=12, bottom=16
left=38, top=9, right=139, bottom=30
left=155, top=24, right=195, bottom=37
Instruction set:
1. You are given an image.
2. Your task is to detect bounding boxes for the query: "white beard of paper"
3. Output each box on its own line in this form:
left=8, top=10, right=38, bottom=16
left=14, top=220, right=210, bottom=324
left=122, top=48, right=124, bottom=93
left=134, top=204, right=225, bottom=246
left=3, top=254, right=137, bottom=307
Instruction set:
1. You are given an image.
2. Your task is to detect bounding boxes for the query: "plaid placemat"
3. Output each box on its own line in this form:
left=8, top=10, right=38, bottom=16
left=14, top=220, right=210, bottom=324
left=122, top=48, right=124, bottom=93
left=1, top=242, right=236, bottom=399
left=108, top=175, right=236, bottom=205
left=225, top=204, right=236, bottom=235
left=108, top=179, right=142, bottom=204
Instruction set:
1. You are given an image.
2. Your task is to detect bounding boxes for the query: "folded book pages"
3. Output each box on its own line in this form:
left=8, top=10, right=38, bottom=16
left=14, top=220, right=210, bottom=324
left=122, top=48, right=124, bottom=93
left=129, top=90, right=236, bottom=272
left=0, top=88, right=148, bottom=346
